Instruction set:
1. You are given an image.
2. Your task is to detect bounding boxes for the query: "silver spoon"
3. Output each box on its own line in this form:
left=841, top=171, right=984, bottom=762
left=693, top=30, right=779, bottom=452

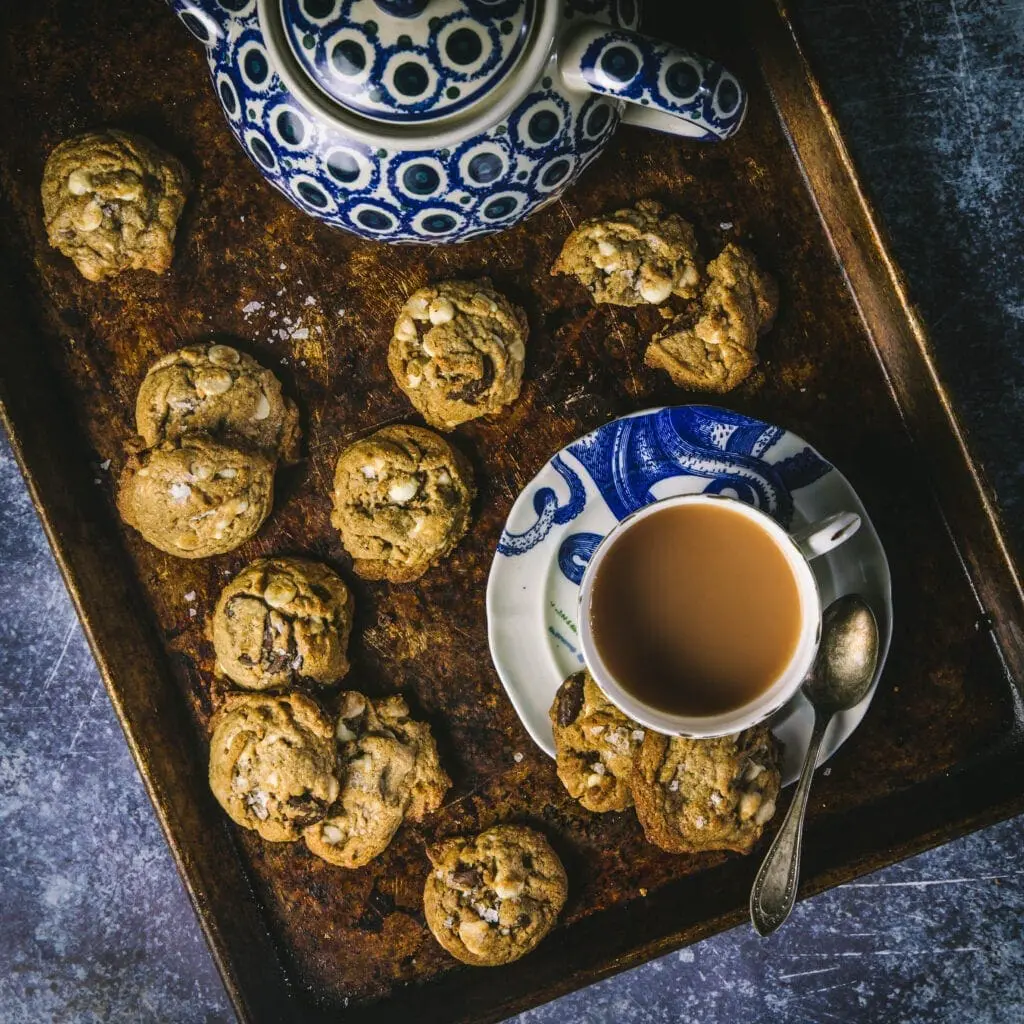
left=749, top=594, right=880, bottom=936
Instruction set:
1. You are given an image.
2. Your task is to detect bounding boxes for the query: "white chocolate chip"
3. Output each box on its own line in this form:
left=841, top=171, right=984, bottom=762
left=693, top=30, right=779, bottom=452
left=407, top=294, right=431, bottom=320
left=360, top=465, right=377, bottom=479
left=73, top=200, right=103, bottom=232
left=597, top=240, right=617, bottom=257
left=428, top=297, right=455, bottom=325
left=208, top=344, right=241, bottom=366
left=639, top=277, right=673, bottom=304
left=668, top=779, right=680, bottom=792
left=168, top=482, right=191, bottom=502
left=394, top=315, right=418, bottom=341
left=216, top=467, right=237, bottom=479
left=196, top=369, right=233, bottom=397
left=694, top=815, right=706, bottom=829
left=507, top=339, right=526, bottom=363
left=67, top=169, right=92, bottom=195
left=253, top=393, right=271, bottom=420
left=744, top=763, right=765, bottom=781
left=233, top=499, right=249, bottom=514
left=586, top=773, right=604, bottom=788
left=321, top=824, right=343, bottom=844
left=339, top=691, right=367, bottom=719
left=190, top=462, right=213, bottom=481
left=590, top=762, right=606, bottom=775
left=754, top=798, right=777, bottom=826
left=631, top=729, right=646, bottom=742
left=739, top=791, right=762, bottom=821
left=436, top=470, right=451, bottom=486
left=406, top=373, right=422, bottom=388
left=335, top=721, right=356, bottom=743
left=388, top=479, right=418, bottom=504
left=264, top=577, right=298, bottom=609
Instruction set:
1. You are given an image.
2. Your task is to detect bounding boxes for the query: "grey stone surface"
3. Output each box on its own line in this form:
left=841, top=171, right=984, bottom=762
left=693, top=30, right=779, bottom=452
left=2, top=1, right=1024, bottom=1022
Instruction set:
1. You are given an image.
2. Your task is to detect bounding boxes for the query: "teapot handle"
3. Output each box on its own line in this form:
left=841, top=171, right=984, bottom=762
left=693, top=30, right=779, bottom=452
left=559, top=24, right=747, bottom=141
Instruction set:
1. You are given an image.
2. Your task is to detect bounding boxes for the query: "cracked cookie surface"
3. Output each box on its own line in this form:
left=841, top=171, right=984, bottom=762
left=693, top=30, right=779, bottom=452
left=645, top=243, right=779, bottom=392
left=136, top=343, right=300, bottom=463
left=211, top=557, right=353, bottom=690
left=631, top=726, right=782, bottom=855
left=330, top=424, right=474, bottom=582
left=551, top=199, right=702, bottom=306
left=550, top=670, right=645, bottom=813
left=424, top=825, right=567, bottom=966
left=116, top=435, right=274, bottom=558
left=208, top=692, right=339, bottom=843
left=387, top=279, right=528, bottom=430
left=41, top=129, right=188, bottom=282
left=304, top=691, right=450, bottom=868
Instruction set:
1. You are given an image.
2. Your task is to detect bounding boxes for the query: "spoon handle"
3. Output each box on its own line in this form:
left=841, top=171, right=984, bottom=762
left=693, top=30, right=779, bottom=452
left=749, top=707, right=831, bottom=936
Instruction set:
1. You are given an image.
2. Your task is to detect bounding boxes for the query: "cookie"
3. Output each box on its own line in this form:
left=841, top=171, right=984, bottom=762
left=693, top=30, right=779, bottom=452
left=423, top=825, right=568, bottom=966
left=645, top=243, right=779, bottom=392
left=551, top=199, right=702, bottom=306
left=41, top=129, right=189, bottom=282
left=208, top=692, right=339, bottom=842
left=304, top=691, right=450, bottom=868
left=549, top=670, right=646, bottom=813
left=330, top=424, right=474, bottom=582
left=631, top=726, right=782, bottom=855
left=136, top=343, right=300, bottom=463
left=211, top=557, right=353, bottom=691
left=116, top=435, right=274, bottom=558
left=387, top=279, right=528, bottom=430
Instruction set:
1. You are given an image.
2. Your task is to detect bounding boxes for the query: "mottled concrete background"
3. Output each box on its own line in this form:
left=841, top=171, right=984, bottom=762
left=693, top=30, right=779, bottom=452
left=3, top=0, right=1023, bottom=1021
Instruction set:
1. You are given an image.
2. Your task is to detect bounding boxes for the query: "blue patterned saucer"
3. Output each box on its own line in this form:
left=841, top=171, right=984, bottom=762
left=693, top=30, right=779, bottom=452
left=486, top=405, right=892, bottom=785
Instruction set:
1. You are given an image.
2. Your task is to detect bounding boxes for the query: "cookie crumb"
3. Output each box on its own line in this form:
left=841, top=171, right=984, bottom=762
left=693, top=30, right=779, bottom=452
left=99, top=458, right=111, bottom=471
left=513, top=751, right=524, bottom=763
left=184, top=591, right=196, bottom=602
left=188, top=607, right=197, bottom=619
left=639, top=887, right=649, bottom=897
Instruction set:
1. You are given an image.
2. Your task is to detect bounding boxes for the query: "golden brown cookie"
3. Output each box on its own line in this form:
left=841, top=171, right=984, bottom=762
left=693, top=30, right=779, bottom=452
left=136, top=343, right=300, bottom=463
left=631, top=726, right=782, bottom=855
left=551, top=199, right=702, bottom=306
left=116, top=436, right=274, bottom=558
left=208, top=692, right=339, bottom=842
left=211, top=557, right=353, bottom=690
left=304, top=691, right=450, bottom=868
left=423, top=825, right=567, bottom=966
left=387, top=279, right=528, bottom=430
left=41, top=129, right=189, bottom=282
left=645, top=243, right=778, bottom=392
left=549, top=670, right=645, bottom=813
left=330, top=424, right=474, bottom=582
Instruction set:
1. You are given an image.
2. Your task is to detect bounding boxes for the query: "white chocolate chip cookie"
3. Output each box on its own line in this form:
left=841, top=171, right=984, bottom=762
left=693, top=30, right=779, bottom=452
left=551, top=199, right=702, bottom=306
left=304, top=691, right=450, bottom=868
left=41, top=129, right=189, bottom=282
left=116, top=435, right=274, bottom=558
left=424, top=825, right=567, bottom=966
left=330, top=425, right=474, bottom=583
left=136, top=343, right=301, bottom=463
left=631, top=726, right=782, bottom=855
left=645, top=243, right=779, bottom=392
left=211, top=557, right=353, bottom=690
left=208, top=692, right=339, bottom=843
left=387, top=279, right=528, bottom=430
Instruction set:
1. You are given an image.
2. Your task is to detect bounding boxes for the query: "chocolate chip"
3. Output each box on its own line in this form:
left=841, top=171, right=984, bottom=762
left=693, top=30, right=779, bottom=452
left=452, top=867, right=482, bottom=889
left=450, top=355, right=495, bottom=403
left=556, top=672, right=586, bottom=726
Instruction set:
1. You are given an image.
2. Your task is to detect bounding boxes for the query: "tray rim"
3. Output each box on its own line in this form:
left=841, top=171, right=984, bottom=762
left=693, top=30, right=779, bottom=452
left=2, top=1, right=1024, bottom=1021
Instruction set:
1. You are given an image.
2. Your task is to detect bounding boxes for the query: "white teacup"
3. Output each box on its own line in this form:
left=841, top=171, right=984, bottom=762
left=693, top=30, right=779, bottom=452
left=577, top=493, right=861, bottom=738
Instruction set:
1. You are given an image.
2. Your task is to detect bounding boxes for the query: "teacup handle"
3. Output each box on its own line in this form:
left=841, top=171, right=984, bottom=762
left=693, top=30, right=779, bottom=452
left=558, top=23, right=747, bottom=141
left=790, top=512, right=861, bottom=561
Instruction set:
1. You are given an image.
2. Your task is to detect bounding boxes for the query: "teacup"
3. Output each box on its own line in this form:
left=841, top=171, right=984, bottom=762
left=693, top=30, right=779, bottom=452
left=577, top=493, right=861, bottom=738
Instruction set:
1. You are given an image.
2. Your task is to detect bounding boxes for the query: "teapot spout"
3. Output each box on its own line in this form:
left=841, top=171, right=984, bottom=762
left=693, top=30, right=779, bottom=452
left=166, top=0, right=229, bottom=47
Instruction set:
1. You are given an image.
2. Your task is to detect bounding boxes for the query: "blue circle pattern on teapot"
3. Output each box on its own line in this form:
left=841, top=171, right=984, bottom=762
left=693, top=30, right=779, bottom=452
left=170, top=0, right=742, bottom=243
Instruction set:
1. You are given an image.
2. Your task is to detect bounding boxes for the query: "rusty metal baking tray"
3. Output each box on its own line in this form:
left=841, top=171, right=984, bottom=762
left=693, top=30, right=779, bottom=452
left=2, top=2, right=1023, bottom=1022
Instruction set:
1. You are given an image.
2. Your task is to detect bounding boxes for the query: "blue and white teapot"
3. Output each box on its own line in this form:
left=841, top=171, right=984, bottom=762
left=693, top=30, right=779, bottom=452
left=168, top=0, right=747, bottom=243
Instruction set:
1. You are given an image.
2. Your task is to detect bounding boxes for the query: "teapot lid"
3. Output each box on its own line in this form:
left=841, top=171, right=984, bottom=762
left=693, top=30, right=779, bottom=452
left=276, top=0, right=535, bottom=125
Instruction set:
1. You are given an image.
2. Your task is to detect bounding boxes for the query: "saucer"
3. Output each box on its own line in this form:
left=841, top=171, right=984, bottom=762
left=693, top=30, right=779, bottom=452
left=486, top=405, right=892, bottom=786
